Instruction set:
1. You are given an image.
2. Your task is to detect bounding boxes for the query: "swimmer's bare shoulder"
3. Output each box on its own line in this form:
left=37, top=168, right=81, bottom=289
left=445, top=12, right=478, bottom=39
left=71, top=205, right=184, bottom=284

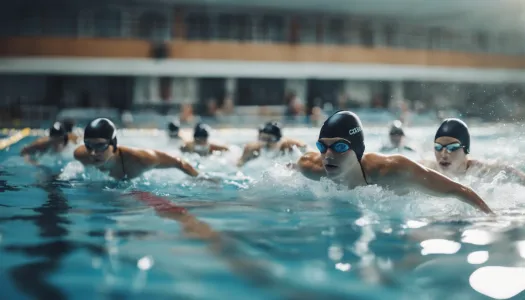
left=73, top=145, right=91, bottom=165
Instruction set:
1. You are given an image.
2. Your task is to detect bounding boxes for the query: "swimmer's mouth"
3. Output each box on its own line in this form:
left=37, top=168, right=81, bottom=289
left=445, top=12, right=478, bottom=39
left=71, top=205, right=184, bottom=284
left=439, top=162, right=451, bottom=167
left=324, top=163, right=339, bottom=170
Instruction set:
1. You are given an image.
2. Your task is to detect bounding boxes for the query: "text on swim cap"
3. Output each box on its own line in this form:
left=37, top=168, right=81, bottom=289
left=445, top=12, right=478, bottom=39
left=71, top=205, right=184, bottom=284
left=348, top=127, right=362, bottom=135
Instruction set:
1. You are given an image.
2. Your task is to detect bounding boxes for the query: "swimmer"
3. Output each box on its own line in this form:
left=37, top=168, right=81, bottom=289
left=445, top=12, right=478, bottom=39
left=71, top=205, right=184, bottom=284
left=21, top=121, right=76, bottom=166
left=420, top=118, right=525, bottom=183
left=379, top=120, right=415, bottom=153
left=237, top=121, right=308, bottom=167
left=290, top=111, right=493, bottom=214
left=74, top=118, right=200, bottom=180
left=180, top=123, right=229, bottom=156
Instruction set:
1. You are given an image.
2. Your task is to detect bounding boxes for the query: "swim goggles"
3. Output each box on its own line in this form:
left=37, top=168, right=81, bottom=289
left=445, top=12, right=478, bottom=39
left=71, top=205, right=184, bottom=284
left=434, top=142, right=464, bottom=153
left=316, top=140, right=351, bottom=153
left=85, top=141, right=111, bottom=152
left=259, top=135, right=279, bottom=143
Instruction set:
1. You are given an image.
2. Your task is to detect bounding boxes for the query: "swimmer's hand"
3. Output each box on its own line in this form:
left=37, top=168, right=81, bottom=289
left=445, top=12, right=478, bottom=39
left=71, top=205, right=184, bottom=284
left=286, top=162, right=297, bottom=170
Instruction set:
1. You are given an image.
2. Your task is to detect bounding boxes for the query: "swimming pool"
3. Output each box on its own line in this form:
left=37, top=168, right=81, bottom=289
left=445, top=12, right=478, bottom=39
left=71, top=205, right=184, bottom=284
left=2, top=123, right=525, bottom=300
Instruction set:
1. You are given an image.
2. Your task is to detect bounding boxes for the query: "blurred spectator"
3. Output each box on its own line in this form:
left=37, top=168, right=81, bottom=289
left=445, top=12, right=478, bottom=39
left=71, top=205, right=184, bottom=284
left=221, top=94, right=235, bottom=115
left=180, top=103, right=195, bottom=124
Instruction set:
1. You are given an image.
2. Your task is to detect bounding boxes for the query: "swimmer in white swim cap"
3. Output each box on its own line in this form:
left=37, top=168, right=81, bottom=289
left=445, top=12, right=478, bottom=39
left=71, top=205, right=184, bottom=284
left=420, top=118, right=525, bottom=183
left=291, top=111, right=493, bottom=214
left=74, top=118, right=201, bottom=180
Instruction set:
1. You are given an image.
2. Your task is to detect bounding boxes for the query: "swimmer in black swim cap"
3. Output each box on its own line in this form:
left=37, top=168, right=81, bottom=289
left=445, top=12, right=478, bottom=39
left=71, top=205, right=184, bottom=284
left=180, top=123, right=229, bottom=156
left=379, top=120, right=416, bottom=153
left=291, top=111, right=493, bottom=214
left=419, top=118, right=525, bottom=183
left=237, top=121, right=310, bottom=167
left=74, top=118, right=202, bottom=180
left=167, top=119, right=181, bottom=139
left=20, top=121, right=76, bottom=166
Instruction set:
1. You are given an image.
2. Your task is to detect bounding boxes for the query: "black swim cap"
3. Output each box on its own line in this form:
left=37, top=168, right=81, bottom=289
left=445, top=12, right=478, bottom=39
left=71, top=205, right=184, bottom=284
left=260, top=121, right=282, bottom=141
left=49, top=122, right=68, bottom=145
left=61, top=118, right=75, bottom=133
left=168, top=119, right=180, bottom=133
left=84, top=118, right=118, bottom=152
left=389, top=120, right=405, bottom=136
left=194, top=123, right=210, bottom=139
left=434, top=118, right=470, bottom=154
left=318, top=110, right=365, bottom=161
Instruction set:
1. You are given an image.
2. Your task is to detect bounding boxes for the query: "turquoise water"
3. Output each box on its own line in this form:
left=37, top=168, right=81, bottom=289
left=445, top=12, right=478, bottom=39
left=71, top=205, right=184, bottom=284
left=2, top=124, right=525, bottom=300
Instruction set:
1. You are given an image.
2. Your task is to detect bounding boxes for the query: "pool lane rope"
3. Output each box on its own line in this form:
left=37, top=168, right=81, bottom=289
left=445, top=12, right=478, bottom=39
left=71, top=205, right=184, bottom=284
left=0, top=128, right=31, bottom=150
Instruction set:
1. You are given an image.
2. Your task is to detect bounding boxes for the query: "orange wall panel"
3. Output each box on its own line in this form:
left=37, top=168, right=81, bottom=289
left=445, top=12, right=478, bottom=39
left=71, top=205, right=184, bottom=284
left=2, top=37, right=525, bottom=69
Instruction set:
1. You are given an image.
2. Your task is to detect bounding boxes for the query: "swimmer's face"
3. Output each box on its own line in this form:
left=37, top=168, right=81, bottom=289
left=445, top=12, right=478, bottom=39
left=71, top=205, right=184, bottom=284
left=169, top=130, right=179, bottom=139
left=318, top=137, right=358, bottom=177
left=259, top=133, right=279, bottom=148
left=434, top=136, right=467, bottom=173
left=194, top=137, right=208, bottom=146
left=84, top=138, right=113, bottom=165
left=390, top=134, right=403, bottom=147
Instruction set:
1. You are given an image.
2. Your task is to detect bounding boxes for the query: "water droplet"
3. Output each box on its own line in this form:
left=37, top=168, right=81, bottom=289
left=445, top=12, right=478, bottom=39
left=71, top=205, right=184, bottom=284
left=137, top=256, right=154, bottom=270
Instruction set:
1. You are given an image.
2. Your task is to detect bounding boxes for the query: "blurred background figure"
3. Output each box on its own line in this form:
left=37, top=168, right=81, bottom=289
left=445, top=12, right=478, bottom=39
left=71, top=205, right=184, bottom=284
left=379, top=120, right=415, bottom=153
left=167, top=119, right=181, bottom=140
left=180, top=123, right=229, bottom=156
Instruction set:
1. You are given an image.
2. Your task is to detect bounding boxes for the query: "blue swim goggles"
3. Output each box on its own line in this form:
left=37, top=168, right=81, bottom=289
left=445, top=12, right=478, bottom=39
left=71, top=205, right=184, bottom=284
left=434, top=142, right=464, bottom=153
left=316, top=140, right=351, bottom=153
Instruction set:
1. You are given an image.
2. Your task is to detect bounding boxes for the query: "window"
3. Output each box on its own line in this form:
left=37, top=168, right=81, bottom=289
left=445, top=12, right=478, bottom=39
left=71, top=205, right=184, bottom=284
left=186, top=13, right=212, bottom=40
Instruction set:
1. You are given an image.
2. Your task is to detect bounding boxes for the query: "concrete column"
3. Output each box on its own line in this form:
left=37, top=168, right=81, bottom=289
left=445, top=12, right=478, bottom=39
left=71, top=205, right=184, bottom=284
left=149, top=77, right=160, bottom=104
left=391, top=81, right=404, bottom=102
left=225, top=78, right=237, bottom=101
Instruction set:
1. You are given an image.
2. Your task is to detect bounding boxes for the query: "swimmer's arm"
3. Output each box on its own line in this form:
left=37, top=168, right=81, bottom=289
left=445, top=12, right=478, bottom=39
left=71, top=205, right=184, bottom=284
left=211, top=144, right=229, bottom=152
left=152, top=151, right=199, bottom=177
left=237, top=144, right=258, bottom=167
left=296, top=152, right=326, bottom=181
left=499, top=164, right=525, bottom=185
left=180, top=143, right=191, bottom=153
left=73, top=146, right=93, bottom=166
left=20, top=139, right=47, bottom=166
left=393, top=156, right=493, bottom=214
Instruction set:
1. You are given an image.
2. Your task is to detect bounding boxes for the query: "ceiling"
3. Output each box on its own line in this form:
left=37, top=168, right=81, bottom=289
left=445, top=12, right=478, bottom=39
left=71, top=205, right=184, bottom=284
left=156, top=0, right=525, bottom=32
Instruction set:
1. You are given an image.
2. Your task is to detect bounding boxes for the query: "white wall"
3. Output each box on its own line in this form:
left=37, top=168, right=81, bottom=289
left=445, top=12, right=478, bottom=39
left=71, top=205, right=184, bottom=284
left=3, top=58, right=525, bottom=83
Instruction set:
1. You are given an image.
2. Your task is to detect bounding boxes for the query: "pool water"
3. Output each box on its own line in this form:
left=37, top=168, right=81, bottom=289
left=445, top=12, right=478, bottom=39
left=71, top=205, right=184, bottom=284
left=2, top=124, right=525, bottom=300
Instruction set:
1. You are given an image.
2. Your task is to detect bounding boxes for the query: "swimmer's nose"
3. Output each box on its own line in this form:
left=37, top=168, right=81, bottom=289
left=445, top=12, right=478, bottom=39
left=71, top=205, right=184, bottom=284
left=325, top=148, right=336, bottom=158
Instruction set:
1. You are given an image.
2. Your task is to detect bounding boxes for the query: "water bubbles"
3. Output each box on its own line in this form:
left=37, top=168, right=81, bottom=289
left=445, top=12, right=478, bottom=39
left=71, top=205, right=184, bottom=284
left=137, top=256, right=154, bottom=271
left=335, top=263, right=351, bottom=272
left=328, top=245, right=344, bottom=261
left=467, top=251, right=489, bottom=265
left=461, top=229, right=494, bottom=246
left=420, top=239, right=461, bottom=255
